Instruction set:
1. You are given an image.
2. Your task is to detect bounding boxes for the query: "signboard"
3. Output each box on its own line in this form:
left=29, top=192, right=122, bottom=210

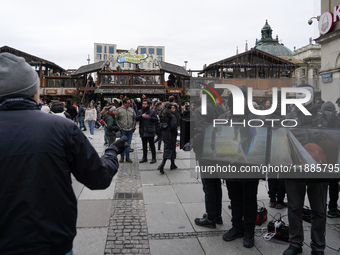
left=46, top=89, right=57, bottom=94
left=118, top=53, right=148, bottom=64
left=322, top=73, right=332, bottom=83
left=318, top=5, right=340, bottom=35
left=168, top=89, right=182, bottom=93
left=65, top=89, right=76, bottom=94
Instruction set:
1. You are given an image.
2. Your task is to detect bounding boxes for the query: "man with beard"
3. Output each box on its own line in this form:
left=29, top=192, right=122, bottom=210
left=135, top=99, right=158, bottom=164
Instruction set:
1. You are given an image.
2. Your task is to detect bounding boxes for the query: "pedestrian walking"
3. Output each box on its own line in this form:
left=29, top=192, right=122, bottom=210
left=78, top=103, right=86, bottom=131
left=116, top=97, right=136, bottom=163
left=85, top=101, right=97, bottom=139
left=157, top=103, right=178, bottom=174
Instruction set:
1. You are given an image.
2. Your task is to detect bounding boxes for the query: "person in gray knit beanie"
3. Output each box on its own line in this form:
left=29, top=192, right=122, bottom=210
left=0, top=52, right=40, bottom=98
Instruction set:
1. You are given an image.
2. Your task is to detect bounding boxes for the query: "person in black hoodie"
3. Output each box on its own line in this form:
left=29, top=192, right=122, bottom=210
left=65, top=99, right=77, bottom=121
left=0, top=52, right=127, bottom=255
left=135, top=99, right=158, bottom=164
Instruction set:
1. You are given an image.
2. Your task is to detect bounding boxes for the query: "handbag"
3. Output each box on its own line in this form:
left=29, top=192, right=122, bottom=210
left=160, top=122, right=169, bottom=130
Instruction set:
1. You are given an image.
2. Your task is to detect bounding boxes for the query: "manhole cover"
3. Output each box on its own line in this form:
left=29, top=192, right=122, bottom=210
left=114, top=192, right=143, bottom=200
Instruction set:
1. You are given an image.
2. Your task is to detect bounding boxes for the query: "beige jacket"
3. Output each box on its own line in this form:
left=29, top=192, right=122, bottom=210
left=85, top=108, right=97, bottom=121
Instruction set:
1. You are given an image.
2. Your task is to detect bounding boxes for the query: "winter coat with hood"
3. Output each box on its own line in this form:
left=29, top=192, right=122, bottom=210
left=0, top=94, right=119, bottom=255
left=102, top=112, right=120, bottom=137
left=160, top=108, right=178, bottom=159
left=50, top=102, right=72, bottom=119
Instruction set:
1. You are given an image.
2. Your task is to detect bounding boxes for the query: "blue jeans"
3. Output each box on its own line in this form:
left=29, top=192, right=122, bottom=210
left=120, top=129, right=133, bottom=159
left=104, top=126, right=108, bottom=144
left=78, top=116, right=85, bottom=130
left=88, top=120, right=95, bottom=135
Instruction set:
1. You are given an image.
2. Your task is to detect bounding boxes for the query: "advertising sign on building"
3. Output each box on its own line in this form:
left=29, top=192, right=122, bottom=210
left=319, top=5, right=340, bottom=35
left=322, top=73, right=332, bottom=83
left=118, top=53, right=148, bottom=64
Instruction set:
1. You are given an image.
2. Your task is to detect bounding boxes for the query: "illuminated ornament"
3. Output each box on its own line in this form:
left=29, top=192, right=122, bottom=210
left=142, top=94, right=146, bottom=99
left=119, top=95, right=124, bottom=100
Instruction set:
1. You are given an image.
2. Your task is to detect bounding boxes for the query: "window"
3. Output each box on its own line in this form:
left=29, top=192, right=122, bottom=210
left=120, top=63, right=124, bottom=68
left=111, top=63, right=115, bottom=68
left=149, top=48, right=154, bottom=54
left=158, top=57, right=162, bottom=61
left=292, top=70, right=295, bottom=75
left=157, top=48, right=162, bottom=55
left=96, top=45, right=102, bottom=53
left=140, top=48, right=146, bottom=54
left=301, top=69, right=305, bottom=76
left=140, top=63, right=143, bottom=68
left=128, top=63, right=131, bottom=68
left=104, top=46, right=107, bottom=53
left=313, top=79, right=317, bottom=87
left=96, top=54, right=101, bottom=60
left=109, top=46, right=114, bottom=54
left=313, top=69, right=317, bottom=75
left=148, top=63, right=151, bottom=69
left=104, top=54, right=107, bottom=60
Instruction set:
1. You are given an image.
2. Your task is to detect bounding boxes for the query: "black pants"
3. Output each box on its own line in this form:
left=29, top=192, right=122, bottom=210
left=226, top=180, right=259, bottom=234
left=328, top=179, right=339, bottom=212
left=201, top=178, right=222, bottom=220
left=142, top=137, right=156, bottom=160
left=268, top=178, right=286, bottom=203
left=285, top=180, right=328, bottom=251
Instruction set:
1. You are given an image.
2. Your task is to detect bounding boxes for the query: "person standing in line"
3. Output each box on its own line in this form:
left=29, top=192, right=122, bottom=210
left=102, top=106, right=120, bottom=146
left=85, top=101, right=97, bottom=139
left=131, top=98, right=138, bottom=113
left=0, top=52, right=128, bottom=255
left=135, top=100, right=158, bottom=164
left=116, top=97, right=136, bottom=163
left=157, top=103, right=178, bottom=174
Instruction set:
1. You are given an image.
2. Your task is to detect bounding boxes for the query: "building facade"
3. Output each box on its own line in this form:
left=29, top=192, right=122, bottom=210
left=315, top=0, right=340, bottom=106
left=292, top=40, right=321, bottom=91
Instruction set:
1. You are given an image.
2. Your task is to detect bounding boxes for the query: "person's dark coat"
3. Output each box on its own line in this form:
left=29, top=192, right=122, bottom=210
left=161, top=109, right=178, bottom=159
left=135, top=107, right=158, bottom=137
left=102, top=113, right=120, bottom=137
left=65, top=103, right=77, bottom=119
left=154, top=107, right=162, bottom=136
left=0, top=94, right=119, bottom=255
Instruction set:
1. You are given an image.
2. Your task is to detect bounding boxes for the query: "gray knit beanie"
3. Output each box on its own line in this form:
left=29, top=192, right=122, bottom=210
left=0, top=52, right=40, bottom=98
left=109, top=106, right=116, bottom=112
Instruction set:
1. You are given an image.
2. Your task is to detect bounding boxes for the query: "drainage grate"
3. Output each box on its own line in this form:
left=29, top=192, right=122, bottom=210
left=114, top=192, right=143, bottom=200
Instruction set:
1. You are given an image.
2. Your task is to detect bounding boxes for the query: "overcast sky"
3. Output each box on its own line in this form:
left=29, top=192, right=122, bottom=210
left=1, top=0, right=321, bottom=72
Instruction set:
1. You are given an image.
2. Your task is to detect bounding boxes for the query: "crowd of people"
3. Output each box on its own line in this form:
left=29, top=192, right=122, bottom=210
left=1, top=52, right=339, bottom=255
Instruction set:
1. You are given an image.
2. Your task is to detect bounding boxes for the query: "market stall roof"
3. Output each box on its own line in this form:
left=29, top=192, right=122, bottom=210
left=158, top=61, right=190, bottom=77
left=203, top=48, right=299, bottom=72
left=71, top=61, right=107, bottom=77
left=0, top=45, right=65, bottom=73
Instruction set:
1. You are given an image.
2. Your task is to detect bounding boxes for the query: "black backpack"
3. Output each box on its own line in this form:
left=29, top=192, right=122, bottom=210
left=315, top=109, right=339, bottom=128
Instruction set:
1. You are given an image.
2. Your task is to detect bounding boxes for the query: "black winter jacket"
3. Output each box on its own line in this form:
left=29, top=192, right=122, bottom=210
left=0, top=95, right=119, bottom=255
left=135, top=107, right=158, bottom=137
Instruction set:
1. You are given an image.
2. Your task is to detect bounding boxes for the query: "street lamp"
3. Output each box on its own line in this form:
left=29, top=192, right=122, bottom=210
left=87, top=54, right=90, bottom=64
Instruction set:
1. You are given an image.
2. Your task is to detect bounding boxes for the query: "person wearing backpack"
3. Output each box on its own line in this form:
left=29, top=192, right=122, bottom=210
left=78, top=103, right=86, bottom=131
left=315, top=101, right=339, bottom=128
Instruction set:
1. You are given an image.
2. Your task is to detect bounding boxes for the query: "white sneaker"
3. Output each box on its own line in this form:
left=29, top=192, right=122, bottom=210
left=99, top=126, right=103, bottom=130
left=88, top=135, right=93, bottom=139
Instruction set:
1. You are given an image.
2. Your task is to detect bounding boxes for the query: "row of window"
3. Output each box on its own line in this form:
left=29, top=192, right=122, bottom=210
left=292, top=69, right=318, bottom=76
left=96, top=54, right=162, bottom=63
left=140, top=48, right=162, bottom=55
left=96, top=45, right=114, bottom=54
left=106, top=62, right=157, bottom=69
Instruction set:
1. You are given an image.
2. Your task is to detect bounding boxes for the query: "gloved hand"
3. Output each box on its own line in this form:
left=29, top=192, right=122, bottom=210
left=109, top=136, right=128, bottom=154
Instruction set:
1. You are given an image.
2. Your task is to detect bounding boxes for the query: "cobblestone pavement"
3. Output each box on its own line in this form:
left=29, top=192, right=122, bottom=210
left=73, top=127, right=340, bottom=255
